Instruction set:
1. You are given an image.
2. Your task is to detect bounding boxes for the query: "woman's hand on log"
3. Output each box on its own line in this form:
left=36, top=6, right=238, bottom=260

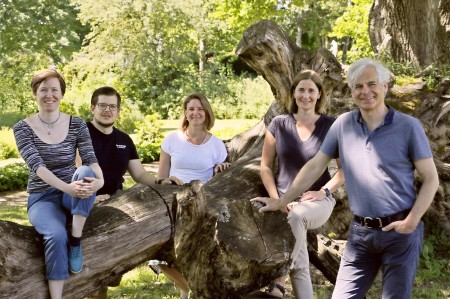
left=250, top=197, right=288, bottom=214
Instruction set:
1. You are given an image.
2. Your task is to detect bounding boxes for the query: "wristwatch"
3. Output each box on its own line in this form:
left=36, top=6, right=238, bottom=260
left=321, top=186, right=331, bottom=198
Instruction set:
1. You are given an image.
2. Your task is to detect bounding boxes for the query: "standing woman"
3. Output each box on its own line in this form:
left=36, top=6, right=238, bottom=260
left=157, top=92, right=230, bottom=298
left=13, top=69, right=104, bottom=299
left=258, top=70, right=344, bottom=298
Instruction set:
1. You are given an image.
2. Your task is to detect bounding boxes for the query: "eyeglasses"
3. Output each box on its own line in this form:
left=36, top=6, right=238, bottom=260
left=96, top=103, right=119, bottom=111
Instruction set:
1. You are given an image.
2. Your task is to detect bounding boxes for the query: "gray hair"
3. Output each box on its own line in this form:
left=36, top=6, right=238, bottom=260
left=347, top=58, right=390, bottom=89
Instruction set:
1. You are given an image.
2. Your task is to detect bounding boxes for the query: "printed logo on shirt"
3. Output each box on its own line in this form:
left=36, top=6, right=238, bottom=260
left=116, top=144, right=127, bottom=149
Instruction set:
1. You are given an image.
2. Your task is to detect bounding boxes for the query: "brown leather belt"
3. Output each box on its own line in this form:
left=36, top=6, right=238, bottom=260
left=353, top=209, right=410, bottom=229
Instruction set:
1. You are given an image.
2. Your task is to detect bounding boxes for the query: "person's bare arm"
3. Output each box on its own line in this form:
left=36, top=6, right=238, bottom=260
left=158, top=150, right=171, bottom=179
left=156, top=149, right=183, bottom=185
left=383, top=157, right=439, bottom=233
left=260, top=131, right=280, bottom=199
left=127, top=159, right=157, bottom=186
left=299, top=159, right=345, bottom=201
left=252, top=151, right=333, bottom=213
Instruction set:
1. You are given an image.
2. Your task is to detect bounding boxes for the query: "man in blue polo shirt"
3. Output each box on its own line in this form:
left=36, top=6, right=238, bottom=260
left=252, top=58, right=439, bottom=299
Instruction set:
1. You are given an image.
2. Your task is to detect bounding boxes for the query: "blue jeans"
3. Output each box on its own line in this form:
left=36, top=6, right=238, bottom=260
left=332, top=220, right=424, bottom=299
left=27, top=166, right=96, bottom=280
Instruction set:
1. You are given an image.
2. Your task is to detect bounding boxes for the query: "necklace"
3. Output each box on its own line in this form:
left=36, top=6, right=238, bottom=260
left=37, top=112, right=61, bottom=135
left=185, top=131, right=208, bottom=145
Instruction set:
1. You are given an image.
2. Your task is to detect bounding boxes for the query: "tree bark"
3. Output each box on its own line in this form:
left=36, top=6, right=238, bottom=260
left=369, top=0, right=450, bottom=69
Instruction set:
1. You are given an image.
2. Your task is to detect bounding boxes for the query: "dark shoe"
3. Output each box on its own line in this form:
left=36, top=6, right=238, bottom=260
left=69, top=244, right=83, bottom=273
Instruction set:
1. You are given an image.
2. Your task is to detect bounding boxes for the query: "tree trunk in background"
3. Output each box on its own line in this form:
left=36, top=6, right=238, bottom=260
left=369, top=0, right=450, bottom=69
left=199, top=38, right=206, bottom=72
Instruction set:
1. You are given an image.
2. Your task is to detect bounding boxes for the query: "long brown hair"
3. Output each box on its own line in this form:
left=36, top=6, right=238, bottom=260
left=180, top=92, right=215, bottom=131
left=288, top=70, right=328, bottom=114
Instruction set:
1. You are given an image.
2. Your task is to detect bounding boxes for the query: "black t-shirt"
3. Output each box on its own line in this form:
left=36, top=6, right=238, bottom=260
left=87, top=122, right=139, bottom=195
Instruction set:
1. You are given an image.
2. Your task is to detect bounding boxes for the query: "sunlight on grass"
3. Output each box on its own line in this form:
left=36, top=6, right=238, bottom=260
left=0, top=206, right=30, bottom=226
left=108, top=264, right=181, bottom=299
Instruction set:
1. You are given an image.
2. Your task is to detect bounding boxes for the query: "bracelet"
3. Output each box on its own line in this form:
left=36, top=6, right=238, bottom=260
left=157, top=178, right=165, bottom=184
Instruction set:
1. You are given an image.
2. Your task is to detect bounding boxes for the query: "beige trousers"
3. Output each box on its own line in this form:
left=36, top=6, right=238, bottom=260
left=287, top=196, right=335, bottom=299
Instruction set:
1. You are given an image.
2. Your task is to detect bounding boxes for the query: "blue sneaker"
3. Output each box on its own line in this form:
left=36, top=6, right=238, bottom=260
left=69, top=244, right=83, bottom=273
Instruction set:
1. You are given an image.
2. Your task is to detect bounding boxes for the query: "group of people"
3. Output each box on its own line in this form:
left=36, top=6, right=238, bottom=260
left=13, top=57, right=438, bottom=299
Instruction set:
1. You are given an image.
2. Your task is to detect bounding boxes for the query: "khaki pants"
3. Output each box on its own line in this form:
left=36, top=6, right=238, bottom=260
left=287, top=196, right=335, bottom=299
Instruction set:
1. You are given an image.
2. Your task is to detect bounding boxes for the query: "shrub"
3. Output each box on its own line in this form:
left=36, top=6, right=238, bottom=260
left=0, top=127, right=19, bottom=159
left=0, top=162, right=28, bottom=192
left=0, top=112, right=27, bottom=128
left=134, top=114, right=164, bottom=163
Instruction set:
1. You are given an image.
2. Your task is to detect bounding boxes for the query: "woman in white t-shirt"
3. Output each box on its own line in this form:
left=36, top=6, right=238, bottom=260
left=156, top=92, right=230, bottom=298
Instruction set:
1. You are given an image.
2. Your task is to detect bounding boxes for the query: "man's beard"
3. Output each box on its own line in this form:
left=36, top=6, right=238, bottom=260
left=94, top=117, right=115, bottom=128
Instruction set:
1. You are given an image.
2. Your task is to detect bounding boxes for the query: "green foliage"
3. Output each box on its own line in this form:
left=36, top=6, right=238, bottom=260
left=421, top=227, right=449, bottom=272
left=0, top=0, right=88, bottom=113
left=0, top=0, right=87, bottom=62
left=0, top=112, right=27, bottom=128
left=59, top=101, right=77, bottom=116
left=421, top=64, right=450, bottom=91
left=134, top=114, right=164, bottom=163
left=0, top=163, right=28, bottom=192
left=77, top=103, right=93, bottom=122
left=329, top=0, right=374, bottom=63
left=114, top=102, right=145, bottom=134
left=0, top=127, right=19, bottom=159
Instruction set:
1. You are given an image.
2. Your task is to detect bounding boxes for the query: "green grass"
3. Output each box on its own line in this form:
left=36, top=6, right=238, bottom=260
left=0, top=205, right=30, bottom=226
left=108, top=264, right=182, bottom=299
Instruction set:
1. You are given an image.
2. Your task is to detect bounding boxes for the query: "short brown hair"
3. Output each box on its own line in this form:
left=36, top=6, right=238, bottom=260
left=180, top=92, right=215, bottom=131
left=288, top=70, right=328, bottom=114
left=30, top=69, right=66, bottom=96
left=91, top=86, right=121, bottom=107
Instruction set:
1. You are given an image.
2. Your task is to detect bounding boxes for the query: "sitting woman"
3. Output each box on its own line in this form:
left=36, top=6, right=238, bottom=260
left=13, top=69, right=104, bottom=299
left=156, top=92, right=230, bottom=298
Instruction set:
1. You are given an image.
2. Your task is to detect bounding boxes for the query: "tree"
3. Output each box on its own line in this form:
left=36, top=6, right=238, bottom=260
left=0, top=0, right=87, bottom=113
left=369, top=0, right=450, bottom=69
left=328, top=0, right=374, bottom=64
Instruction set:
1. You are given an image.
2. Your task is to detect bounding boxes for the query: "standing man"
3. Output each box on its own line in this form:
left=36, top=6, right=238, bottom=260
left=252, top=58, right=439, bottom=299
left=84, top=86, right=180, bottom=299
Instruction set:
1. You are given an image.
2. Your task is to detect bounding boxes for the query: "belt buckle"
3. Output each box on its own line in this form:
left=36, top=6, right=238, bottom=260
left=363, top=217, right=382, bottom=228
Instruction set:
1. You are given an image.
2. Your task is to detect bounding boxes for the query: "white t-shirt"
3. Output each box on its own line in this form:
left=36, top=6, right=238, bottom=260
left=161, top=130, right=228, bottom=183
